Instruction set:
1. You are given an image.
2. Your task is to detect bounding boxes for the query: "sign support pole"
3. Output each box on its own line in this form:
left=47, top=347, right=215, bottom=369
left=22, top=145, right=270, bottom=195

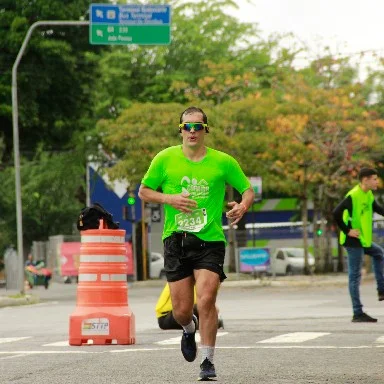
left=141, top=199, right=147, bottom=280
left=12, top=20, right=89, bottom=294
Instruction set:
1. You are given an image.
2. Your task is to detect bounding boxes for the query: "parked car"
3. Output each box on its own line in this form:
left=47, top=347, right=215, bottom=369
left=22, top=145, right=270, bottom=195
left=271, top=247, right=315, bottom=275
left=150, top=252, right=166, bottom=279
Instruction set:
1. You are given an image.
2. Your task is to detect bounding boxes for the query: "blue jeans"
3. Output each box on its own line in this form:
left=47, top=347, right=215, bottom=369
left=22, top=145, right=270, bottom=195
left=345, top=242, right=384, bottom=315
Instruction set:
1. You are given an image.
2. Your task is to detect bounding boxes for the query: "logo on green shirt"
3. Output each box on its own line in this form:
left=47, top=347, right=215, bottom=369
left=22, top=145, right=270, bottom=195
left=181, top=176, right=209, bottom=199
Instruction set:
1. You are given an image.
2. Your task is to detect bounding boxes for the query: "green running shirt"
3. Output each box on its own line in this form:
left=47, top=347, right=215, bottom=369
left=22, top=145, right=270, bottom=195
left=339, top=184, right=374, bottom=247
left=141, top=145, right=251, bottom=242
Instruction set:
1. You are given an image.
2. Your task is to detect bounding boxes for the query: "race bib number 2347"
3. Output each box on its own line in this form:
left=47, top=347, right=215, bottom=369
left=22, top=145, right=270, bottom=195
left=175, top=208, right=207, bottom=233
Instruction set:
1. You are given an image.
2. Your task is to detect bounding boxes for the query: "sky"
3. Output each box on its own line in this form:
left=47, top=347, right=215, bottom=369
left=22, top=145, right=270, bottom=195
left=230, top=0, right=384, bottom=76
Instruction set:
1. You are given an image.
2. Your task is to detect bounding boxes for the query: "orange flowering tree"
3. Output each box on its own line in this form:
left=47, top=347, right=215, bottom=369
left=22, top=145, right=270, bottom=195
left=261, top=73, right=384, bottom=271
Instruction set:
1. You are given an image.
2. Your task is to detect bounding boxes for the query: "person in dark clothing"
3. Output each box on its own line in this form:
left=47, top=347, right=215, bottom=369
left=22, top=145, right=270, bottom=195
left=333, top=168, right=384, bottom=323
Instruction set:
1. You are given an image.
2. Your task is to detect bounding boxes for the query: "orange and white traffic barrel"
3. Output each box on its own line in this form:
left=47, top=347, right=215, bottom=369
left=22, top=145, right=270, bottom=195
left=69, top=221, right=135, bottom=345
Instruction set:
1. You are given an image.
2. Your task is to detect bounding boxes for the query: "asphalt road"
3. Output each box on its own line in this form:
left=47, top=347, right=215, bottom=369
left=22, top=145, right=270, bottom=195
left=1, top=278, right=384, bottom=383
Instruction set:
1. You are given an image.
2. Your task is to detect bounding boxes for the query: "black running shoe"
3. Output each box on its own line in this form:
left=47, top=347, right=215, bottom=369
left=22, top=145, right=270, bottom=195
left=199, top=358, right=216, bottom=381
left=181, top=315, right=198, bottom=362
left=218, top=316, right=224, bottom=330
left=352, top=312, right=378, bottom=323
left=378, top=292, right=384, bottom=301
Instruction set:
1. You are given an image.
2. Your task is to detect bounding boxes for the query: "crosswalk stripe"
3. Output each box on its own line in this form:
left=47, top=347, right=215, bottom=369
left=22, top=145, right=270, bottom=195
left=42, top=341, right=69, bottom=347
left=156, top=331, right=228, bottom=345
left=375, top=336, right=384, bottom=343
left=257, top=332, right=330, bottom=344
left=0, top=345, right=376, bottom=357
left=5, top=332, right=384, bottom=350
left=0, top=337, right=31, bottom=344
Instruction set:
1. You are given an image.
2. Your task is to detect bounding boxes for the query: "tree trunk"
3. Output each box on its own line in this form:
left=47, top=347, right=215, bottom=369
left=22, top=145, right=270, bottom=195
left=313, top=204, right=320, bottom=272
left=325, top=224, right=333, bottom=272
left=302, top=167, right=310, bottom=274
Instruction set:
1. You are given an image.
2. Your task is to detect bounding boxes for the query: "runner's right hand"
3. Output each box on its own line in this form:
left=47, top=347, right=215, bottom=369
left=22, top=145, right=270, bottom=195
left=165, top=192, right=197, bottom=213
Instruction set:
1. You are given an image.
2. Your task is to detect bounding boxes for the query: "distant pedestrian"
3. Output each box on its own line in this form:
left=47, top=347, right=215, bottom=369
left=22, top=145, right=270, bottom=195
left=333, top=167, right=384, bottom=322
left=139, top=106, right=254, bottom=380
left=25, top=253, right=35, bottom=267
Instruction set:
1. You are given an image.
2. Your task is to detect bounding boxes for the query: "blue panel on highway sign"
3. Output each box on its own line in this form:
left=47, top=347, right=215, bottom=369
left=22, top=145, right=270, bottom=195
left=90, top=4, right=120, bottom=24
left=90, top=4, right=171, bottom=25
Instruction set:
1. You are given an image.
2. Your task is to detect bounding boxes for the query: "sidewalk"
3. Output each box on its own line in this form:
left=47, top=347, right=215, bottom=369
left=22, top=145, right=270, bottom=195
left=0, top=290, right=40, bottom=307
left=0, top=272, right=358, bottom=308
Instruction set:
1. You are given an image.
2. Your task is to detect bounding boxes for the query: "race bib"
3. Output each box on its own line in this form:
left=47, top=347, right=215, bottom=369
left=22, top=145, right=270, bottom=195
left=175, top=208, right=207, bottom=233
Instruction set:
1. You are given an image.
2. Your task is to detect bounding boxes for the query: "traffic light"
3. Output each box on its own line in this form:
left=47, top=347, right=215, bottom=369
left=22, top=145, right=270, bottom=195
left=123, top=191, right=136, bottom=222
left=127, top=195, right=136, bottom=205
left=316, top=228, right=323, bottom=236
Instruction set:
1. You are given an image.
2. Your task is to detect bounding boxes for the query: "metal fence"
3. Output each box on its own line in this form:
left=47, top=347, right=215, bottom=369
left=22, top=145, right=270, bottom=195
left=9, top=219, right=384, bottom=283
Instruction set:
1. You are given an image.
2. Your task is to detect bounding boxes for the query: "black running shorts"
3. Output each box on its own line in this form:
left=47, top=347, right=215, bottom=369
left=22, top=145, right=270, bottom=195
left=163, top=232, right=227, bottom=282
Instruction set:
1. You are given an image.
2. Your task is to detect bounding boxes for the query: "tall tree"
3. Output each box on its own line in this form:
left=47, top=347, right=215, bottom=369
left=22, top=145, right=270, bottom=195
left=93, top=0, right=266, bottom=118
left=0, top=0, right=104, bottom=162
left=262, top=74, right=384, bottom=272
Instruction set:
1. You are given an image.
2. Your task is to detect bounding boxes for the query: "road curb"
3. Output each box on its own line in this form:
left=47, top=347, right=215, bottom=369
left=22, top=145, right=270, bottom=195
left=0, top=294, right=40, bottom=308
left=0, top=274, right=375, bottom=308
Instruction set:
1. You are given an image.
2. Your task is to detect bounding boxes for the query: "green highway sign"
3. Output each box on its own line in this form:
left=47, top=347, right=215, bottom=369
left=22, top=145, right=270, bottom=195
left=90, top=4, right=171, bottom=45
left=90, top=25, right=171, bottom=45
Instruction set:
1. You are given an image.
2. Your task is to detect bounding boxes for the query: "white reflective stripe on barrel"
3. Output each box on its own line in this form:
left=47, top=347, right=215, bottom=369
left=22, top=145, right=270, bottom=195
left=80, top=255, right=127, bottom=263
left=81, top=235, right=125, bottom=243
left=78, top=274, right=98, bottom=282
left=101, top=274, right=127, bottom=281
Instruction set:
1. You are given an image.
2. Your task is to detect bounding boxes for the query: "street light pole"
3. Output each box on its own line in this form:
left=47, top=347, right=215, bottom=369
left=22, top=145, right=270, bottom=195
left=12, top=20, right=89, bottom=293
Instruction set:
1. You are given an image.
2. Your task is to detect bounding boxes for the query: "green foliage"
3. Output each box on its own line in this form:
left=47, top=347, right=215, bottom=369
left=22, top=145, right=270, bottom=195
left=3, top=0, right=384, bottom=269
left=99, top=102, right=186, bottom=185
left=93, top=0, right=265, bottom=117
left=0, top=0, right=103, bottom=162
left=0, top=150, right=85, bottom=253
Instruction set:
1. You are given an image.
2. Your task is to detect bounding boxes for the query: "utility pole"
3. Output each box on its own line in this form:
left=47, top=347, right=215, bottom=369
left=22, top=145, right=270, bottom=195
left=141, top=199, right=148, bottom=280
left=12, top=20, right=89, bottom=294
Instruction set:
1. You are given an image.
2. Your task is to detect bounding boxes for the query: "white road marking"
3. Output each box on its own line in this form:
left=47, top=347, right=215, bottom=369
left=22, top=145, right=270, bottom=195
left=42, top=341, right=70, bottom=347
left=257, top=332, right=330, bottom=344
left=0, top=354, right=27, bottom=360
left=0, top=331, right=380, bottom=358
left=0, top=345, right=377, bottom=357
left=0, top=337, right=31, bottom=344
left=156, top=331, right=228, bottom=345
left=0, top=350, right=95, bottom=354
left=32, top=301, right=59, bottom=306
